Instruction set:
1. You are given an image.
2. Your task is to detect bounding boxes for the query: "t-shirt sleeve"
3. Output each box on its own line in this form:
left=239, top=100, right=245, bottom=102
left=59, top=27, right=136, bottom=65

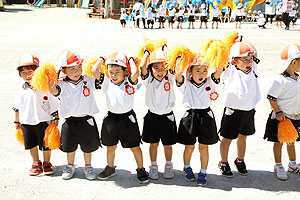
left=176, top=76, right=186, bottom=94
left=12, top=90, right=21, bottom=112
left=48, top=93, right=59, bottom=116
left=267, top=76, right=284, bottom=100
left=141, top=69, right=150, bottom=87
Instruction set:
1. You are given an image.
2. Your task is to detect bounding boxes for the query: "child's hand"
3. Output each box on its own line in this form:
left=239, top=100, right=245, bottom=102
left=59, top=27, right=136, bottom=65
left=15, top=123, right=20, bottom=129
left=276, top=112, right=285, bottom=121
left=175, top=56, right=183, bottom=74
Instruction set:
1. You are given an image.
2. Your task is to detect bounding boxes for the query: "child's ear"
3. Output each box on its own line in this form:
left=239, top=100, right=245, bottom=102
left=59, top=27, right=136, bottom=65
left=231, top=59, right=237, bottom=65
left=61, top=68, right=67, bottom=74
left=124, top=68, right=129, bottom=76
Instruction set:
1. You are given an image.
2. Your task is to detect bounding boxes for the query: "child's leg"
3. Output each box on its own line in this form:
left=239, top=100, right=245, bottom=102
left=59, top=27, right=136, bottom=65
left=150, top=143, right=159, bottom=163
left=67, top=151, right=76, bottom=165
left=131, top=146, right=143, bottom=168
left=43, top=150, right=51, bottom=162
left=273, top=142, right=283, bottom=163
left=216, top=21, right=218, bottom=28
left=163, top=145, right=172, bottom=162
left=205, top=22, right=207, bottom=28
left=83, top=152, right=92, bottom=165
left=220, top=138, right=232, bottom=162
left=184, top=145, right=195, bottom=165
left=237, top=134, right=247, bottom=160
left=107, top=145, right=117, bottom=167
left=287, top=143, right=296, bottom=163
left=199, top=144, right=208, bottom=170
left=30, top=146, right=39, bottom=162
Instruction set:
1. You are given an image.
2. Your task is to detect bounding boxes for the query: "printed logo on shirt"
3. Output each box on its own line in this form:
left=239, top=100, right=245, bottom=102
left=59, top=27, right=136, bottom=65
left=42, top=96, right=50, bottom=113
left=210, top=91, right=219, bottom=101
left=164, top=82, right=170, bottom=91
left=126, top=85, right=135, bottom=95
left=205, top=86, right=211, bottom=91
left=83, top=81, right=90, bottom=97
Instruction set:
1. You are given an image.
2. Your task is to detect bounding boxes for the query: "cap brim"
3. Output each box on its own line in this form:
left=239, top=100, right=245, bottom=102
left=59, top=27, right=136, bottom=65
left=106, top=61, right=127, bottom=68
left=149, top=59, right=166, bottom=65
left=17, top=62, right=39, bottom=69
left=278, top=59, right=292, bottom=73
left=62, top=59, right=84, bottom=67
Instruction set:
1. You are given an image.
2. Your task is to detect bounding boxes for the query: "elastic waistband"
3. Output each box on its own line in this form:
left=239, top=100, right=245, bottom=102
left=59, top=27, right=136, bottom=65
left=66, top=115, right=93, bottom=121
left=108, top=110, right=134, bottom=118
left=187, top=107, right=211, bottom=113
left=148, top=110, right=173, bottom=117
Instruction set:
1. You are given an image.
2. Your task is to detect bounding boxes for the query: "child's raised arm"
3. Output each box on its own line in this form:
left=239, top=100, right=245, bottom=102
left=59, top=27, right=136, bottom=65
left=91, top=57, right=105, bottom=80
left=14, top=111, right=20, bottom=129
left=128, top=57, right=139, bottom=83
left=213, top=66, right=223, bottom=80
left=175, top=57, right=184, bottom=84
left=140, top=50, right=150, bottom=76
left=268, top=99, right=285, bottom=121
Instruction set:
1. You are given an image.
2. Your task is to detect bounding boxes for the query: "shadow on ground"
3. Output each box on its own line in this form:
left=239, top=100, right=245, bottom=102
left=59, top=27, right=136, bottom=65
left=3, top=8, right=33, bottom=13
left=50, top=166, right=300, bottom=191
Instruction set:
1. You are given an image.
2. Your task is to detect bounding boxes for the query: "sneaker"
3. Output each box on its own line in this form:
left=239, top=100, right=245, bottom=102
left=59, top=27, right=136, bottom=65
left=136, top=167, right=149, bottom=184
left=149, top=165, right=159, bottom=180
left=274, top=165, right=288, bottom=180
left=288, top=163, right=300, bottom=175
left=43, top=161, right=54, bottom=175
left=97, top=165, right=116, bottom=180
left=29, top=161, right=43, bottom=176
left=62, top=165, right=75, bottom=180
left=84, top=165, right=96, bottom=180
left=183, top=167, right=196, bottom=181
left=163, top=164, right=175, bottom=179
left=197, top=172, right=207, bottom=186
left=218, top=162, right=234, bottom=178
left=234, top=159, right=248, bottom=176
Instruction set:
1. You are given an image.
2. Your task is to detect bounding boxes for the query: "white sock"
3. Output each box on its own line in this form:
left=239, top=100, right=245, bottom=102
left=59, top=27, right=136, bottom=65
left=200, top=168, right=207, bottom=174
left=184, top=165, right=191, bottom=169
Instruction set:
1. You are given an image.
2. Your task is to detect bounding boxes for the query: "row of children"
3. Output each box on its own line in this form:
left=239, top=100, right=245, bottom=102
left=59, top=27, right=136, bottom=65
left=13, top=32, right=300, bottom=186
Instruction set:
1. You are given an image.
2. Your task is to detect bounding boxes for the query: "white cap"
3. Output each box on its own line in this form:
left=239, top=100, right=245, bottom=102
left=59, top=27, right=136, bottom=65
left=278, top=44, right=300, bottom=73
left=230, top=42, right=255, bottom=58
left=59, top=50, right=83, bottom=67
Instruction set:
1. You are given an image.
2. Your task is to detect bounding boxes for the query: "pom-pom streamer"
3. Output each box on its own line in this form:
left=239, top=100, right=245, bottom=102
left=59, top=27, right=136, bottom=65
left=15, top=126, right=24, bottom=145
left=222, top=31, right=239, bottom=49
left=278, top=119, right=299, bottom=144
left=31, top=63, right=58, bottom=92
left=137, top=38, right=167, bottom=60
left=44, top=124, right=61, bottom=149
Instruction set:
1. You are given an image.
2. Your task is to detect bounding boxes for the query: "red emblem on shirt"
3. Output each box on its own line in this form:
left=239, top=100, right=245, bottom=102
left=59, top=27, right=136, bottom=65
left=164, top=82, right=170, bottom=91
left=83, top=87, right=90, bottom=97
left=205, top=86, right=211, bottom=91
left=43, top=96, right=48, bottom=100
left=210, top=92, right=219, bottom=101
left=126, top=85, right=135, bottom=95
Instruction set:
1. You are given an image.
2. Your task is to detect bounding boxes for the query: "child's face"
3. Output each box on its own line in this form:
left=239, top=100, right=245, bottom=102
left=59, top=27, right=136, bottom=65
left=62, top=64, right=83, bottom=82
left=190, top=65, right=208, bottom=84
left=20, top=67, right=35, bottom=83
left=107, top=64, right=127, bottom=84
left=291, top=58, right=300, bottom=72
left=151, top=62, right=167, bottom=81
left=233, top=54, right=254, bottom=72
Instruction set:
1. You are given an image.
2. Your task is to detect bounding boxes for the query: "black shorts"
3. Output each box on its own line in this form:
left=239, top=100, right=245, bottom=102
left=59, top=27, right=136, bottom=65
left=168, top=16, right=175, bottom=23
left=22, top=122, right=50, bottom=151
left=120, top=19, right=126, bottom=25
left=235, top=16, right=242, bottom=22
left=61, top=116, right=100, bottom=153
left=291, top=17, right=297, bottom=23
left=264, top=111, right=300, bottom=142
left=177, top=16, right=183, bottom=22
left=101, top=110, right=141, bottom=148
left=276, top=15, right=282, bottom=21
left=219, top=107, right=256, bottom=139
left=159, top=16, right=166, bottom=23
left=142, top=110, right=177, bottom=145
left=212, top=17, right=220, bottom=22
left=147, top=19, right=154, bottom=25
left=200, top=16, right=208, bottom=22
left=177, top=108, right=219, bottom=145
left=188, top=15, right=195, bottom=22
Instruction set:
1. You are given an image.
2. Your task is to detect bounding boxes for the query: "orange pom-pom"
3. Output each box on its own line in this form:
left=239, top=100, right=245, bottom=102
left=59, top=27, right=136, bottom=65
left=137, top=38, right=168, bottom=60
left=222, top=31, right=239, bottom=49
left=83, top=58, right=99, bottom=77
left=44, top=124, right=61, bottom=149
left=199, top=39, right=216, bottom=55
left=165, top=45, right=196, bottom=73
left=154, top=38, right=167, bottom=49
left=278, top=118, right=299, bottom=144
left=15, top=126, right=24, bottom=145
left=31, top=62, right=58, bottom=92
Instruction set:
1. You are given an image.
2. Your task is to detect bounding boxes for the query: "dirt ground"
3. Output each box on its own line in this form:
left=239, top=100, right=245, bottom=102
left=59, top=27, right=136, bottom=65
left=0, top=5, right=299, bottom=200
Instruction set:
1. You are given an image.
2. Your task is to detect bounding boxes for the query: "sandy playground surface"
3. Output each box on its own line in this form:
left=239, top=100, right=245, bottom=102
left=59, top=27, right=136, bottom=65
left=0, top=4, right=300, bottom=200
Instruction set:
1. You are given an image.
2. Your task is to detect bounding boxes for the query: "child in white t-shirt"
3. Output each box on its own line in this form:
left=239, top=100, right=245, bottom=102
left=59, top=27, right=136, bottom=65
left=218, top=36, right=261, bottom=178
left=147, top=7, right=155, bottom=29
left=13, top=54, right=59, bottom=176
left=92, top=52, right=149, bottom=184
left=235, top=3, right=243, bottom=28
left=199, top=3, right=208, bottom=28
left=264, top=44, right=300, bottom=180
left=211, top=4, right=220, bottom=29
left=187, top=4, right=196, bottom=29
left=168, top=5, right=176, bottom=28
left=158, top=4, right=166, bottom=28
left=120, top=8, right=128, bottom=28
left=177, top=5, right=185, bottom=29
left=139, top=46, right=177, bottom=180
left=49, top=50, right=101, bottom=180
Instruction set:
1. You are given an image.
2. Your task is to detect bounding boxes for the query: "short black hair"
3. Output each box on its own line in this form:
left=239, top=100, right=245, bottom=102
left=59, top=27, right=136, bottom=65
left=107, top=64, right=127, bottom=71
left=18, top=65, right=38, bottom=76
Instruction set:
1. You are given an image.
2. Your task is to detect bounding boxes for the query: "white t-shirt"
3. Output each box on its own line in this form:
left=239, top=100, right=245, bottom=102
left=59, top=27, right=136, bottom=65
left=200, top=4, right=208, bottom=16
left=212, top=7, right=220, bottom=17
left=257, top=15, right=266, bottom=25
left=101, top=75, right=138, bottom=114
left=13, top=83, right=59, bottom=125
left=235, top=7, right=243, bottom=17
left=168, top=8, right=176, bottom=16
left=222, top=63, right=261, bottom=110
left=120, top=13, right=128, bottom=20
left=268, top=73, right=300, bottom=120
left=178, top=9, right=185, bottom=17
left=188, top=6, right=195, bottom=16
left=289, top=9, right=296, bottom=17
left=177, top=74, right=220, bottom=110
left=276, top=3, right=283, bottom=15
left=158, top=8, right=166, bottom=17
left=147, top=11, right=155, bottom=20
left=142, top=70, right=176, bottom=115
left=57, top=75, right=99, bottom=119
left=265, top=0, right=276, bottom=15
